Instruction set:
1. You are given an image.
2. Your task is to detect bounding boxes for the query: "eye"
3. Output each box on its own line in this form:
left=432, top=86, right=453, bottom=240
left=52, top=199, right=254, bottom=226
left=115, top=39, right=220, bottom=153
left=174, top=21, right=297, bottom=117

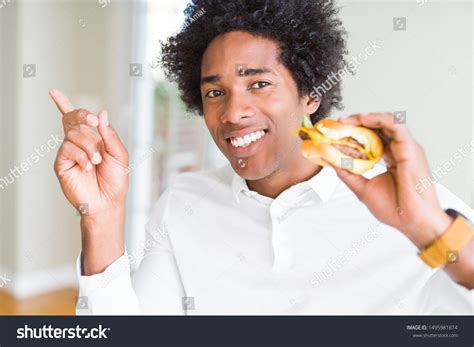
left=205, top=89, right=224, bottom=98
left=250, top=81, right=271, bottom=89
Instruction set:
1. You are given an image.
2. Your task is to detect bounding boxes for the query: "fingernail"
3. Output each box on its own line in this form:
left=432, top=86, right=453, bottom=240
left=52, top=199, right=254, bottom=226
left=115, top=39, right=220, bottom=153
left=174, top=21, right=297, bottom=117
left=86, top=161, right=93, bottom=171
left=86, top=114, right=99, bottom=126
left=92, top=152, right=102, bottom=164
left=99, top=110, right=109, bottom=127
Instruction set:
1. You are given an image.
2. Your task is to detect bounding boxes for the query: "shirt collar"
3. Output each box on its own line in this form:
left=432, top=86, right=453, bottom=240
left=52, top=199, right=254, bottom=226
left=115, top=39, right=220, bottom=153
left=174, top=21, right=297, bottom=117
left=306, top=166, right=339, bottom=203
left=231, top=171, right=246, bottom=204
left=231, top=166, right=339, bottom=204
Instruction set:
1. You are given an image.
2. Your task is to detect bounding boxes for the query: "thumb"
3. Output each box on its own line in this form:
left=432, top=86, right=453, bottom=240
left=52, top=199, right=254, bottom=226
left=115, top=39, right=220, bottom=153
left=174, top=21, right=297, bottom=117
left=332, top=164, right=369, bottom=201
left=97, top=110, right=129, bottom=163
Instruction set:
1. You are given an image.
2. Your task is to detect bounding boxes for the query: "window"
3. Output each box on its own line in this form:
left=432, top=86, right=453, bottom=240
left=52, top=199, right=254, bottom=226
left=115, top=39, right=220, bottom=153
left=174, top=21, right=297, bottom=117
left=127, top=0, right=226, bottom=268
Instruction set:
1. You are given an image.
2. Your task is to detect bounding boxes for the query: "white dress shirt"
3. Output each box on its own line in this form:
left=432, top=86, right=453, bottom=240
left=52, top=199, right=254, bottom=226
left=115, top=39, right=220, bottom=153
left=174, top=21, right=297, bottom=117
left=76, top=164, right=473, bottom=315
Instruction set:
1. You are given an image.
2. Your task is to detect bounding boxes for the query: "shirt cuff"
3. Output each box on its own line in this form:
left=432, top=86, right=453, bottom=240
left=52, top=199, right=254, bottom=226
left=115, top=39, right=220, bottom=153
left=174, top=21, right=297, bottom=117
left=75, top=251, right=139, bottom=315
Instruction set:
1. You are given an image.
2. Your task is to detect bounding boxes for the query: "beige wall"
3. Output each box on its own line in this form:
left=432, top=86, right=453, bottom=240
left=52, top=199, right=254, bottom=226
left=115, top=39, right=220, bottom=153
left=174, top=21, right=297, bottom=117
left=0, top=0, right=136, bottom=297
left=1, top=0, right=19, bottom=286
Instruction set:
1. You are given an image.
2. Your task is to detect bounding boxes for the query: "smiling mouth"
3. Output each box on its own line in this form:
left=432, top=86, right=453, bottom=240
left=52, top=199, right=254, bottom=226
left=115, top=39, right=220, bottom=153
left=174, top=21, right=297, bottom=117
left=226, top=129, right=268, bottom=148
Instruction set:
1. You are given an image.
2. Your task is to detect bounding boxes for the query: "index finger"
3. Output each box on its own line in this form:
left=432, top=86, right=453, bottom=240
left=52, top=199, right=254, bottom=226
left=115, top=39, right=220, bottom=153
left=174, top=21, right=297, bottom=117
left=340, top=113, right=412, bottom=144
left=49, top=89, right=75, bottom=115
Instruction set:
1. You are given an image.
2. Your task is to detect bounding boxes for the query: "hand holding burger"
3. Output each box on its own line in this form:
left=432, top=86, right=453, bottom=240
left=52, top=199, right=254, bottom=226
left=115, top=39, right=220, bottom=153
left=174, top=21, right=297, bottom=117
left=297, top=113, right=453, bottom=251
left=296, top=112, right=473, bottom=288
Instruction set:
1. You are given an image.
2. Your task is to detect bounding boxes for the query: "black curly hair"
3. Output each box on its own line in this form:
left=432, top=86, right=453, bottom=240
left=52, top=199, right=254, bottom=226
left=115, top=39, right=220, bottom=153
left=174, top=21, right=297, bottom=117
left=160, top=0, right=349, bottom=124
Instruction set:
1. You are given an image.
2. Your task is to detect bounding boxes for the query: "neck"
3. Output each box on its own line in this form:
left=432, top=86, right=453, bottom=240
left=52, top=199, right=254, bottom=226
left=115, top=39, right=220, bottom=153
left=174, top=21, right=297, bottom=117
left=246, top=158, right=322, bottom=199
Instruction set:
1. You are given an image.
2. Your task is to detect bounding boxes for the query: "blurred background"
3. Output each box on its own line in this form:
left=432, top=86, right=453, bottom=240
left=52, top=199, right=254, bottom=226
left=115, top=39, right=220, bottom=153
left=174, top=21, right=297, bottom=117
left=0, top=0, right=472, bottom=314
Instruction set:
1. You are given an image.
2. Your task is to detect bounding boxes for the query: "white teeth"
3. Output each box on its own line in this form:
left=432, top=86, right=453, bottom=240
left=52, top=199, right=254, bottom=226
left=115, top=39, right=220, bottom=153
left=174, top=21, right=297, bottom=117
left=230, top=130, right=266, bottom=148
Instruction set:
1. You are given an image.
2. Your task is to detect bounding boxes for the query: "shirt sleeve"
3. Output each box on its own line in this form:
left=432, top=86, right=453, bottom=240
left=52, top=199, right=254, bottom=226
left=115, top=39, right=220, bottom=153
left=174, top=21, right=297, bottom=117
left=417, top=183, right=474, bottom=315
left=435, top=182, right=474, bottom=223
left=75, top=187, right=186, bottom=315
left=75, top=250, right=140, bottom=315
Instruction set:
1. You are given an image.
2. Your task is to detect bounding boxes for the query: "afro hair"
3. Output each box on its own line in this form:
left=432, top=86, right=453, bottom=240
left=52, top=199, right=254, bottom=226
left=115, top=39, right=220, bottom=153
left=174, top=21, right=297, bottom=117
left=160, top=0, right=350, bottom=124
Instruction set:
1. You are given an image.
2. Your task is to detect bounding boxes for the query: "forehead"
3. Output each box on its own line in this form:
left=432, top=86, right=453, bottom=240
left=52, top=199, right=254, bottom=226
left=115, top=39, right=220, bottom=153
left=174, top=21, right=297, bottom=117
left=201, top=31, right=281, bottom=75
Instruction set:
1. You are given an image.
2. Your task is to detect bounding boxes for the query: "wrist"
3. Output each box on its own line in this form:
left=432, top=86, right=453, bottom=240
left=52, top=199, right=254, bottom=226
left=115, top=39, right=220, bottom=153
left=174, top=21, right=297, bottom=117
left=412, top=210, right=454, bottom=250
left=80, top=201, right=126, bottom=227
left=80, top=204, right=126, bottom=275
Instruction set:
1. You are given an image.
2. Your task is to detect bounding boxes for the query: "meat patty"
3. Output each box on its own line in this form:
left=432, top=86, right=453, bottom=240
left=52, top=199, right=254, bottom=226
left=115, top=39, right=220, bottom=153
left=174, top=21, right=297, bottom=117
left=341, top=137, right=363, bottom=147
left=299, top=130, right=311, bottom=141
left=332, top=143, right=368, bottom=160
left=299, top=131, right=369, bottom=160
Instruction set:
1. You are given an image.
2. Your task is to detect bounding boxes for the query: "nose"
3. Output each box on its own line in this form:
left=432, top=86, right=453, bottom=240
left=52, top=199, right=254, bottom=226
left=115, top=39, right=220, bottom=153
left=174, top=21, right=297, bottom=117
left=220, top=91, right=255, bottom=124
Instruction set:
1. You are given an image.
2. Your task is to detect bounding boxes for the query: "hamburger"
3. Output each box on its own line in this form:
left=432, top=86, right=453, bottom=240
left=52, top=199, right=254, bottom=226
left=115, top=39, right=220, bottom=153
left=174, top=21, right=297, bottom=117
left=295, top=117, right=384, bottom=175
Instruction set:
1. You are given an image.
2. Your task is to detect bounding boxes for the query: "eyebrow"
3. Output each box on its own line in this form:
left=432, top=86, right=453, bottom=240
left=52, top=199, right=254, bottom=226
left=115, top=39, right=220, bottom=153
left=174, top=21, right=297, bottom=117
left=200, top=67, right=276, bottom=85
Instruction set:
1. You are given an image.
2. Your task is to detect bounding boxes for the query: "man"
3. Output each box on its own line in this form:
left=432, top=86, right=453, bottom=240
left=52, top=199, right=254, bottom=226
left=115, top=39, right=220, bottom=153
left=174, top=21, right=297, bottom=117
left=50, top=0, right=473, bottom=314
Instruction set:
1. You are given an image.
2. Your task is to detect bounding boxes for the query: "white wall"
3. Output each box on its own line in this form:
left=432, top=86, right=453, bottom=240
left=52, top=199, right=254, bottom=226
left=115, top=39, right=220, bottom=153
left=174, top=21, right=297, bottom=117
left=338, top=0, right=473, bottom=207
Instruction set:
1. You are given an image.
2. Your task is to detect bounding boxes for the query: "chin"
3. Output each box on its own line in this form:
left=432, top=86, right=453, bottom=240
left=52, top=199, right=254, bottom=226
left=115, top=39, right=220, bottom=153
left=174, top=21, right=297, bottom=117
left=231, top=158, right=275, bottom=181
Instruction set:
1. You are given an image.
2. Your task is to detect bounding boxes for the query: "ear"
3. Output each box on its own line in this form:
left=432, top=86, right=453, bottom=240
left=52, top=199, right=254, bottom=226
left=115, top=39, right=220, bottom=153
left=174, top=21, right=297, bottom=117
left=302, top=94, right=321, bottom=115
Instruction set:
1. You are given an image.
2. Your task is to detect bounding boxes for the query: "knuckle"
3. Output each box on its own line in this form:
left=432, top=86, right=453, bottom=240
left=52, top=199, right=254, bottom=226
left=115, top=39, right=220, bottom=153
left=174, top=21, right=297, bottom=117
left=53, top=158, right=60, bottom=173
left=76, top=108, right=89, bottom=117
left=77, top=150, right=88, bottom=163
left=85, top=141, right=96, bottom=153
left=74, top=109, right=89, bottom=122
